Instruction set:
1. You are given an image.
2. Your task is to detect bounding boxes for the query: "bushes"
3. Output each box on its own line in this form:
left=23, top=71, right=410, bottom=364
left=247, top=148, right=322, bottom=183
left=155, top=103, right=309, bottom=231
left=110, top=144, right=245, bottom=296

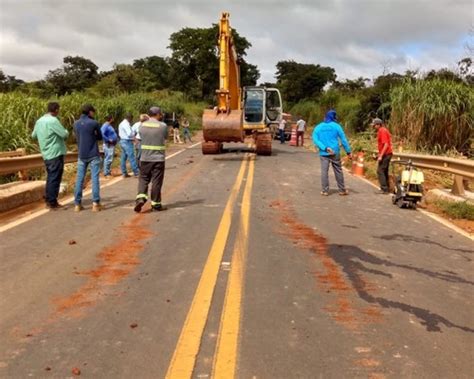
left=0, top=91, right=207, bottom=152
left=435, top=200, right=474, bottom=220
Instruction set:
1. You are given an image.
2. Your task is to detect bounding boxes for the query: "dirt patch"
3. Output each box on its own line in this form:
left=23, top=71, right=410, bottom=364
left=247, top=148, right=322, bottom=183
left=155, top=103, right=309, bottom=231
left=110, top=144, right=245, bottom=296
left=269, top=200, right=382, bottom=330
left=52, top=215, right=152, bottom=319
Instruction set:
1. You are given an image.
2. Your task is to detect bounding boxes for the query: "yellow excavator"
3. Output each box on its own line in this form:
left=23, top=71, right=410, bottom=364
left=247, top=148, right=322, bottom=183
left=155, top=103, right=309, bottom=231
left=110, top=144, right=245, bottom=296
left=202, top=12, right=283, bottom=155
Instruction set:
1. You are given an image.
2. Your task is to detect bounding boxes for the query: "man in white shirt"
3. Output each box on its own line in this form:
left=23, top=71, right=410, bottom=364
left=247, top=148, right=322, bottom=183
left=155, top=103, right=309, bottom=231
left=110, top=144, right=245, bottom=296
left=118, top=113, right=139, bottom=177
left=278, top=117, right=287, bottom=144
left=296, top=117, right=306, bottom=147
left=132, top=114, right=149, bottom=163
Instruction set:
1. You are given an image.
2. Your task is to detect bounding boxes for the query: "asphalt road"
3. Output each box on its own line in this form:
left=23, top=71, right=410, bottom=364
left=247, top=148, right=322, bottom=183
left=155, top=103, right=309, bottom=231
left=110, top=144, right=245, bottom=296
left=0, top=141, right=473, bottom=379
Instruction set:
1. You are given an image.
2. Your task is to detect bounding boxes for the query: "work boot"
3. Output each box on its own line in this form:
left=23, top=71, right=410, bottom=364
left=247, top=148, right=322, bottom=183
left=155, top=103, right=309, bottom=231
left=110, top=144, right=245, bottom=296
left=134, top=199, right=146, bottom=213
left=46, top=202, right=64, bottom=210
left=74, top=204, right=84, bottom=212
left=151, top=204, right=167, bottom=212
left=92, top=202, right=102, bottom=212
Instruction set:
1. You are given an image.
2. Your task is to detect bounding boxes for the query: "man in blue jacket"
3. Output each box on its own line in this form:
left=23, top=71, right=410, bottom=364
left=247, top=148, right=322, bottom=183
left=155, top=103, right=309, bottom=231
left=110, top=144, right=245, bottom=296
left=73, top=104, right=103, bottom=212
left=312, top=110, right=352, bottom=196
left=101, top=115, right=117, bottom=178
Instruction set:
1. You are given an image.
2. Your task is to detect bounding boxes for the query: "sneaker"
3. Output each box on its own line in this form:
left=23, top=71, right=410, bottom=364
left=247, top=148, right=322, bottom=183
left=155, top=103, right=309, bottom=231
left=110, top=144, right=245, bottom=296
left=122, top=173, right=131, bottom=178
left=320, top=191, right=329, bottom=196
left=339, top=190, right=349, bottom=196
left=134, top=200, right=145, bottom=213
left=74, top=204, right=84, bottom=212
left=92, top=202, right=102, bottom=212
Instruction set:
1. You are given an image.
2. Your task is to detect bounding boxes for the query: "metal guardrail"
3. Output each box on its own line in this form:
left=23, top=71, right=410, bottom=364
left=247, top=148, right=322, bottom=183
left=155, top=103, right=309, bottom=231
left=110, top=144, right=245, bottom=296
left=387, top=152, right=473, bottom=196
left=0, top=152, right=78, bottom=175
left=391, top=152, right=474, bottom=179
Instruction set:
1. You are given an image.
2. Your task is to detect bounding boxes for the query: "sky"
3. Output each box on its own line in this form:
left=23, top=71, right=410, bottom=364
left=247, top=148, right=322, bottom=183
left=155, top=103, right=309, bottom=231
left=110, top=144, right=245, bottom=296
left=0, top=0, right=472, bottom=84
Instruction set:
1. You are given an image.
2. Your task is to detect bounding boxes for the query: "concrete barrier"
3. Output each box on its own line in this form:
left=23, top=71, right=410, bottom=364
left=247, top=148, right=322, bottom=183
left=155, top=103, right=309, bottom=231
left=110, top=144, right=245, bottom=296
left=0, top=181, right=46, bottom=212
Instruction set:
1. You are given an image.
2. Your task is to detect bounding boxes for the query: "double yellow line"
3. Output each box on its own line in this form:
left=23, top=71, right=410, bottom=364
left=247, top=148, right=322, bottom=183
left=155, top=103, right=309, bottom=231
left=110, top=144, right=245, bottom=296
left=166, top=155, right=255, bottom=379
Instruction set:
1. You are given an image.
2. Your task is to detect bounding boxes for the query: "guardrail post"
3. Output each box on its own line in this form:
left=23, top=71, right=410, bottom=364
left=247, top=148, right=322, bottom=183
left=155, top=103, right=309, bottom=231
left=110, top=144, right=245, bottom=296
left=452, top=175, right=465, bottom=196
left=16, top=149, right=29, bottom=181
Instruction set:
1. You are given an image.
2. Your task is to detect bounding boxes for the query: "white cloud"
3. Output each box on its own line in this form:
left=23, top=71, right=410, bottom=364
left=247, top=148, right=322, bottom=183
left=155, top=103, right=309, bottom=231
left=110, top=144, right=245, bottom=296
left=0, top=0, right=471, bottom=82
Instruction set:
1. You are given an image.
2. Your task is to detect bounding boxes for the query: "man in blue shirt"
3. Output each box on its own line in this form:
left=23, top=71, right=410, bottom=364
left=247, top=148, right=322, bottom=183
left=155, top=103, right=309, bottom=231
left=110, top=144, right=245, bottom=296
left=312, top=110, right=352, bottom=196
left=101, top=115, right=117, bottom=178
left=73, top=104, right=103, bottom=212
left=118, top=113, right=139, bottom=178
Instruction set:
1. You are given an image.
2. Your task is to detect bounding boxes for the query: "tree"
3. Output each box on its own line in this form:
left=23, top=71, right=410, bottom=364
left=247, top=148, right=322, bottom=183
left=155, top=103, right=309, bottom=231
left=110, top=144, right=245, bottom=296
left=331, top=77, right=369, bottom=93
left=0, top=69, right=24, bottom=92
left=168, top=24, right=259, bottom=99
left=45, top=56, right=99, bottom=95
left=90, top=64, right=154, bottom=95
left=133, top=56, right=171, bottom=89
left=275, top=60, right=336, bottom=103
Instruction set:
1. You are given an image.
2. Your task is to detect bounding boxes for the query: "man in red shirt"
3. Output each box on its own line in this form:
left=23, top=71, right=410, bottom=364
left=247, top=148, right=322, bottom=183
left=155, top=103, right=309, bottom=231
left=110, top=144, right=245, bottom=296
left=372, top=118, right=393, bottom=194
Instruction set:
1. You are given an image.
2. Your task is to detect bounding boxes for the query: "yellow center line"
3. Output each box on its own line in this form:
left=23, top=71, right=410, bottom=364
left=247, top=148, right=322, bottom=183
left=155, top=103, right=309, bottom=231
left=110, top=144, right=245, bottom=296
left=165, top=157, right=249, bottom=379
left=212, top=155, right=255, bottom=378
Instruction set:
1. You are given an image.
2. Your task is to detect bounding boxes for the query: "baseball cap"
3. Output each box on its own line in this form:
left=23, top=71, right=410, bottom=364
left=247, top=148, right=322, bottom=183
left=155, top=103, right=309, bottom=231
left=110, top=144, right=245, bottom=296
left=371, top=118, right=383, bottom=126
left=149, top=106, right=162, bottom=116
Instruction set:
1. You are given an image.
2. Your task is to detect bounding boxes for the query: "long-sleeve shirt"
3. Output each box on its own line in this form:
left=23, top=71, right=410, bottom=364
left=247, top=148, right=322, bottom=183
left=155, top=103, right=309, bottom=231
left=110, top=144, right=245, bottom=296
left=312, top=121, right=351, bottom=157
left=73, top=115, right=102, bottom=160
left=32, top=113, right=69, bottom=160
left=118, top=119, right=134, bottom=140
left=101, top=122, right=118, bottom=144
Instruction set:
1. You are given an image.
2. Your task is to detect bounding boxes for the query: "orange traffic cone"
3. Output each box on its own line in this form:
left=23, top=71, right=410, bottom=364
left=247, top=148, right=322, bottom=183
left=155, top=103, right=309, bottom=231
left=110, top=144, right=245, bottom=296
left=352, top=152, right=365, bottom=176
left=289, top=124, right=297, bottom=146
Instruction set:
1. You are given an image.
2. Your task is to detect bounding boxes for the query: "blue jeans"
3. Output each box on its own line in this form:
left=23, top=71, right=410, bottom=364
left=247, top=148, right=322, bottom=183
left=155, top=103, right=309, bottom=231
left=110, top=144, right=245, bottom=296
left=279, top=129, right=285, bottom=143
left=120, top=140, right=139, bottom=176
left=74, top=156, right=101, bottom=205
left=183, top=128, right=192, bottom=143
left=103, top=144, right=115, bottom=176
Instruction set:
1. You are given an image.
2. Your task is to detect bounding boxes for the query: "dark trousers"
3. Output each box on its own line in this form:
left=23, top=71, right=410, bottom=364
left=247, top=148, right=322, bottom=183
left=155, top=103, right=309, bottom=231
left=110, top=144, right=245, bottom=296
left=377, top=154, right=392, bottom=192
left=297, top=131, right=304, bottom=146
left=279, top=129, right=285, bottom=143
left=44, top=155, right=64, bottom=205
left=320, top=154, right=345, bottom=193
left=137, top=161, right=165, bottom=206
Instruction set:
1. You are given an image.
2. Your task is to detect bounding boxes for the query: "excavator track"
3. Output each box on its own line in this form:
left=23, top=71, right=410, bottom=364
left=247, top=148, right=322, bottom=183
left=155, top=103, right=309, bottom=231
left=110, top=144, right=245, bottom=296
left=255, top=132, right=272, bottom=156
left=202, top=141, right=223, bottom=155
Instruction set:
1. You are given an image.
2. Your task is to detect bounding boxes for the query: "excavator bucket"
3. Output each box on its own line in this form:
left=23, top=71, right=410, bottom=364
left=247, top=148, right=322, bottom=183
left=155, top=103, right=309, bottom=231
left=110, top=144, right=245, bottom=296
left=202, top=109, right=243, bottom=143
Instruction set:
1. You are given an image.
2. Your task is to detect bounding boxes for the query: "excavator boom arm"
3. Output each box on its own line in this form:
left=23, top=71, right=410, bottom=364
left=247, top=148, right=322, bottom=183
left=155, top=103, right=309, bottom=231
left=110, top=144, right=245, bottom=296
left=217, top=12, right=241, bottom=112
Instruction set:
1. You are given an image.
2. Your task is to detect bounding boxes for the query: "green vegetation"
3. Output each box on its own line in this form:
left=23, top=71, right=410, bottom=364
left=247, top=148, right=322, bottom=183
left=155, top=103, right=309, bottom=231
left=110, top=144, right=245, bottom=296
left=0, top=91, right=207, bottom=152
left=435, top=200, right=474, bottom=220
left=390, top=78, right=473, bottom=154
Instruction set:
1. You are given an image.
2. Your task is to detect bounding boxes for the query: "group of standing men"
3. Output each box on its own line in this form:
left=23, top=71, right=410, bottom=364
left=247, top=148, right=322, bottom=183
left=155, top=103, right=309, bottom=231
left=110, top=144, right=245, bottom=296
left=278, top=116, right=306, bottom=146
left=32, top=102, right=191, bottom=212
left=32, top=101, right=393, bottom=214
left=312, top=110, right=393, bottom=196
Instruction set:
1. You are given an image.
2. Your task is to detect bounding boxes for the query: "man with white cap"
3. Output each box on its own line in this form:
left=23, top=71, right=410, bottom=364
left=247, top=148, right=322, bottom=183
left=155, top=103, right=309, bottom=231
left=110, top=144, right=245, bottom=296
left=134, top=106, right=169, bottom=212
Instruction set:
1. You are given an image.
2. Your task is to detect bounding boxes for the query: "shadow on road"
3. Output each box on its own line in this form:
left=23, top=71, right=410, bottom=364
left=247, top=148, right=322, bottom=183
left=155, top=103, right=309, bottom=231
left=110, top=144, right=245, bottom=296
left=166, top=198, right=205, bottom=209
left=328, top=244, right=474, bottom=333
left=375, top=233, right=474, bottom=255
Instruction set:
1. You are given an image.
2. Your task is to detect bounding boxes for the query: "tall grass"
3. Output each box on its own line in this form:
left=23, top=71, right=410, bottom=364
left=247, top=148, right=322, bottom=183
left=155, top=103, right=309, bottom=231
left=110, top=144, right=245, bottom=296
left=390, top=79, right=473, bottom=154
left=0, top=91, right=207, bottom=152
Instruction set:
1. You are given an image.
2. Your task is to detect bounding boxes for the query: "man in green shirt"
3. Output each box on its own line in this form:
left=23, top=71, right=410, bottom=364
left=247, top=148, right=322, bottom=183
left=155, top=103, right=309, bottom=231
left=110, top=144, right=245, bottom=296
left=32, top=102, right=69, bottom=209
